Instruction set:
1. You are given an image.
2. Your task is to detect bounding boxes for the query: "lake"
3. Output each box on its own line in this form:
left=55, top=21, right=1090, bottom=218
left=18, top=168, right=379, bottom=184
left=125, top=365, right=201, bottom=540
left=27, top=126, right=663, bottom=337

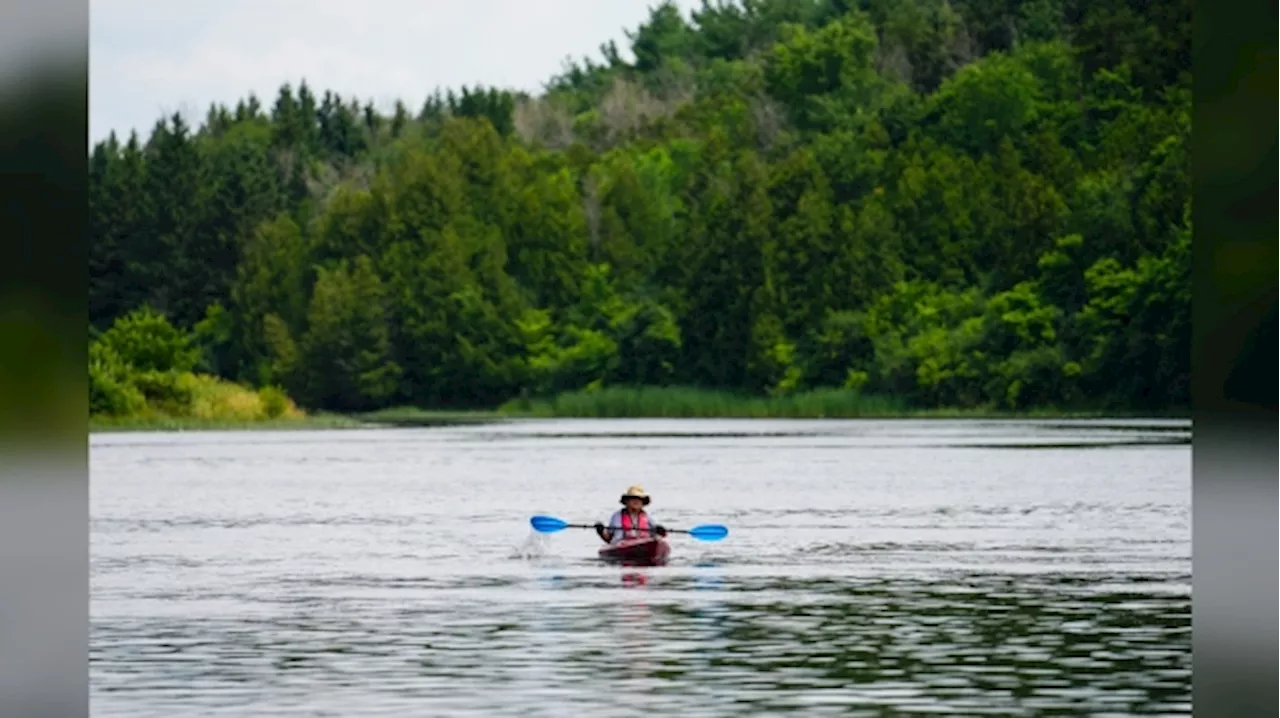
left=91, top=418, right=1191, bottom=716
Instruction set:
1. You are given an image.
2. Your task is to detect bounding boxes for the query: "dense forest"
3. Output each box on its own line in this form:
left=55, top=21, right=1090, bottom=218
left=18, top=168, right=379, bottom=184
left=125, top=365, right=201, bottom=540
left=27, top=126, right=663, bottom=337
left=89, top=0, right=1191, bottom=418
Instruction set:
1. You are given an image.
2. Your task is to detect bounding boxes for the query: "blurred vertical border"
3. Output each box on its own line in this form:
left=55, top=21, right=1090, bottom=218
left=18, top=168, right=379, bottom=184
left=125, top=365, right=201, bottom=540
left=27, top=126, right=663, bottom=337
left=1192, top=0, right=1279, bottom=712
left=0, top=0, right=89, bottom=716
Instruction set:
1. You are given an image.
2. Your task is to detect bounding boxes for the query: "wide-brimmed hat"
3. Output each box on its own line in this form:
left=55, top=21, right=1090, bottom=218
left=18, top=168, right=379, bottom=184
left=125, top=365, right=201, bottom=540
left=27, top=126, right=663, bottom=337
left=620, top=485, right=650, bottom=505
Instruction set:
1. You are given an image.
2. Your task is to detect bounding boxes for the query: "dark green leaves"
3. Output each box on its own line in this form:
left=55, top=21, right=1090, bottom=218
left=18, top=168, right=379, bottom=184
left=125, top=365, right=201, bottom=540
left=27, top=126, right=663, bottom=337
left=87, top=0, right=1190, bottom=415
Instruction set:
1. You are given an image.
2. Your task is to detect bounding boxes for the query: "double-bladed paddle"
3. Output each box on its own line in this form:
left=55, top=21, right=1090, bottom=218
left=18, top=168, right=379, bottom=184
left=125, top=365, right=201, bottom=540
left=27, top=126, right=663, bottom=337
left=529, top=514, right=729, bottom=541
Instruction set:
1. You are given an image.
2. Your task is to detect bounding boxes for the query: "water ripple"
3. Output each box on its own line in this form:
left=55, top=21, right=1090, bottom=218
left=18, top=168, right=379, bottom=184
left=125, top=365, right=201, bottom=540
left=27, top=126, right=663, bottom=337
left=91, top=421, right=1189, bottom=717
left=92, top=575, right=1190, bottom=717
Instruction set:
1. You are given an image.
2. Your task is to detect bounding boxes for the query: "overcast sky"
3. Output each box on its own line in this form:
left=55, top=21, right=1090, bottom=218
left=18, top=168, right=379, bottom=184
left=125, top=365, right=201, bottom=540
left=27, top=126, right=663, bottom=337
left=90, top=0, right=700, bottom=143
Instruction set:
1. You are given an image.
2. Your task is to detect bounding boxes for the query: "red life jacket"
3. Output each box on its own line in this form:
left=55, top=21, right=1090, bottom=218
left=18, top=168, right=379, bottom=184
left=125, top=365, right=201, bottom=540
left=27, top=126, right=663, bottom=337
left=619, top=510, right=650, bottom=540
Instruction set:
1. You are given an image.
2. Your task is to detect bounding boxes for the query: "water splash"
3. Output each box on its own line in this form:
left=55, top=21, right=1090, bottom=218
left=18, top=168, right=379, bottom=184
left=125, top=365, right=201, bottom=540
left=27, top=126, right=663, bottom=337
left=508, top=530, right=554, bottom=560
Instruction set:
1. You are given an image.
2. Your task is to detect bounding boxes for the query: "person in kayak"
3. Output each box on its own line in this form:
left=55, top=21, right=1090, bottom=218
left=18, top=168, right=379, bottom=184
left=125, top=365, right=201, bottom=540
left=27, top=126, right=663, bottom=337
left=595, top=485, right=668, bottom=544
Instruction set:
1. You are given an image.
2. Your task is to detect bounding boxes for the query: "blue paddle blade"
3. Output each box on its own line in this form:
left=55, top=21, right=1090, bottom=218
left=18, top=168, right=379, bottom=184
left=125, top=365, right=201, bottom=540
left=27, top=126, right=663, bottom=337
left=530, top=515, right=569, bottom=533
left=688, top=524, right=729, bottom=541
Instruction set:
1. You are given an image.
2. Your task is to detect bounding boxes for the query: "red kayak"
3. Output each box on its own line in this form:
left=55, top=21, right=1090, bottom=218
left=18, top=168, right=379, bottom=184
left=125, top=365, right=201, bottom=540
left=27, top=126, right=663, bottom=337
left=598, top=537, right=671, bottom=567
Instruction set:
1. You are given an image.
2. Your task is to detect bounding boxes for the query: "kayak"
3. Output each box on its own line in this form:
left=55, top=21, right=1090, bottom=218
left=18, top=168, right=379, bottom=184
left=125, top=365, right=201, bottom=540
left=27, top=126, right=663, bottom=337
left=598, top=537, right=671, bottom=567
left=599, top=537, right=670, bottom=566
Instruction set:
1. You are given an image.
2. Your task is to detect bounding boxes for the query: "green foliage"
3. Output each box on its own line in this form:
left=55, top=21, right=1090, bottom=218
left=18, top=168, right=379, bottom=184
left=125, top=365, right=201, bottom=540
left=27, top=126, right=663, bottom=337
left=258, top=385, right=291, bottom=419
left=522, top=264, right=682, bottom=395
left=802, top=310, right=876, bottom=389
left=1074, top=223, right=1190, bottom=408
left=88, top=311, right=305, bottom=422
left=1035, top=234, right=1087, bottom=312
left=192, top=302, right=234, bottom=375
left=503, top=385, right=908, bottom=419
left=764, top=11, right=887, bottom=132
left=628, top=1, right=695, bottom=73
left=296, top=255, right=402, bottom=412
left=130, top=370, right=199, bottom=415
left=380, top=222, right=530, bottom=407
left=864, top=0, right=969, bottom=93
left=95, top=307, right=201, bottom=373
left=929, top=50, right=1042, bottom=157
left=88, top=340, right=147, bottom=416
left=88, top=0, right=1191, bottom=415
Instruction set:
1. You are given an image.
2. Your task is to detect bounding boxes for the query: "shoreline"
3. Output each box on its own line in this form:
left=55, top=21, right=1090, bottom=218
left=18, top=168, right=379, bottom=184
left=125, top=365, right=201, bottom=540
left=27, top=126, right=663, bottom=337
left=88, top=405, right=1190, bottom=434
left=88, top=408, right=517, bottom=433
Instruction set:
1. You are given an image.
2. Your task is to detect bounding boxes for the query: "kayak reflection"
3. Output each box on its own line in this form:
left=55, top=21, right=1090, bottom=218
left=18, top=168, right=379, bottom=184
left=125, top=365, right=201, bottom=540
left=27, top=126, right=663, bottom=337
left=612, top=593, right=655, bottom=692
left=621, top=571, right=649, bottom=587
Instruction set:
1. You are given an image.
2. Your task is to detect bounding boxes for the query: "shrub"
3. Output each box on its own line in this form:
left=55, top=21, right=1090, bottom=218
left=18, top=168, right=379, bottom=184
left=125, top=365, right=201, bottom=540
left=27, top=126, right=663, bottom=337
left=96, top=307, right=201, bottom=373
left=186, top=375, right=265, bottom=420
left=258, top=385, right=291, bottom=419
left=89, top=364, right=146, bottom=417
left=131, top=370, right=196, bottom=415
left=88, top=340, right=146, bottom=417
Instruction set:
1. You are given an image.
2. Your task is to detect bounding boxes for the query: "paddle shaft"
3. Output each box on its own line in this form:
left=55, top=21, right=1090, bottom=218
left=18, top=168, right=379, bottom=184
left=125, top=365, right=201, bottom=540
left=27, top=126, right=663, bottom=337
left=562, top=523, right=691, bottom=535
left=530, top=514, right=727, bottom=540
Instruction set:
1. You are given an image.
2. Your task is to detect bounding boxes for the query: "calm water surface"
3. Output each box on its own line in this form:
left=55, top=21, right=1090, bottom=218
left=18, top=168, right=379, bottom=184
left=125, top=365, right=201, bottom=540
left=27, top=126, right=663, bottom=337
left=91, top=419, right=1191, bottom=716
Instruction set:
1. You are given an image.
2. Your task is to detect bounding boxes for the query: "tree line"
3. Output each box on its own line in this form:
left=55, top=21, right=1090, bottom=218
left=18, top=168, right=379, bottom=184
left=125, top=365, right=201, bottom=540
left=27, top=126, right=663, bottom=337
left=89, top=0, right=1190, bottom=415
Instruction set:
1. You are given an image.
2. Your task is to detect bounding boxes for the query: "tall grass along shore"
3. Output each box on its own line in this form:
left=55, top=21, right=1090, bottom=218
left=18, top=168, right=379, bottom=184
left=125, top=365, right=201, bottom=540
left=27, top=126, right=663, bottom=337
left=496, top=386, right=1152, bottom=420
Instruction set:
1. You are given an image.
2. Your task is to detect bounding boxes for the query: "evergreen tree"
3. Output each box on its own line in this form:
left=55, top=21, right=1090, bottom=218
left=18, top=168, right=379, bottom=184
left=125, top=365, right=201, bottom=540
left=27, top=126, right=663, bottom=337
left=86, top=0, right=1192, bottom=413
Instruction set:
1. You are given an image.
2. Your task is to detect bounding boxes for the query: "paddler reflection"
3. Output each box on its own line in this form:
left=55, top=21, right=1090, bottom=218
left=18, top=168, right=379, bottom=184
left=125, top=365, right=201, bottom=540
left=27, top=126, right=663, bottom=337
left=611, top=592, right=654, bottom=690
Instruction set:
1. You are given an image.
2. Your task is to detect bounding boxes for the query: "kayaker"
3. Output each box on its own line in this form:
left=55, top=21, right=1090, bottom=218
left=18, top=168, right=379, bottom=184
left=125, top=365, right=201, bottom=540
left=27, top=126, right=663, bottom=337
left=595, top=485, right=667, bottom=544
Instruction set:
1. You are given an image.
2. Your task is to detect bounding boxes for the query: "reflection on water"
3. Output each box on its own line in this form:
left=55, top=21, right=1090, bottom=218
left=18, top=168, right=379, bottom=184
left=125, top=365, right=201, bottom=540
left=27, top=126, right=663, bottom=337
left=91, top=572, right=1189, bottom=716
left=91, top=419, right=1190, bottom=716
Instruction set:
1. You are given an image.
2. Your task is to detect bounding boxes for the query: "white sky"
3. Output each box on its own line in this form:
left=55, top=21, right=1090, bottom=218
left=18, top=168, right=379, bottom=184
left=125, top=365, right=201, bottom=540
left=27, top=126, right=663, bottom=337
left=90, top=0, right=700, bottom=143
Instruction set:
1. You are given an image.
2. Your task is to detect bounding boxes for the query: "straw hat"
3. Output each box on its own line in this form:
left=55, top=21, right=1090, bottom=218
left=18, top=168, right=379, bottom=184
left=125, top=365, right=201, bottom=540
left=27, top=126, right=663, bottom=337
left=620, top=485, right=651, bottom=505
